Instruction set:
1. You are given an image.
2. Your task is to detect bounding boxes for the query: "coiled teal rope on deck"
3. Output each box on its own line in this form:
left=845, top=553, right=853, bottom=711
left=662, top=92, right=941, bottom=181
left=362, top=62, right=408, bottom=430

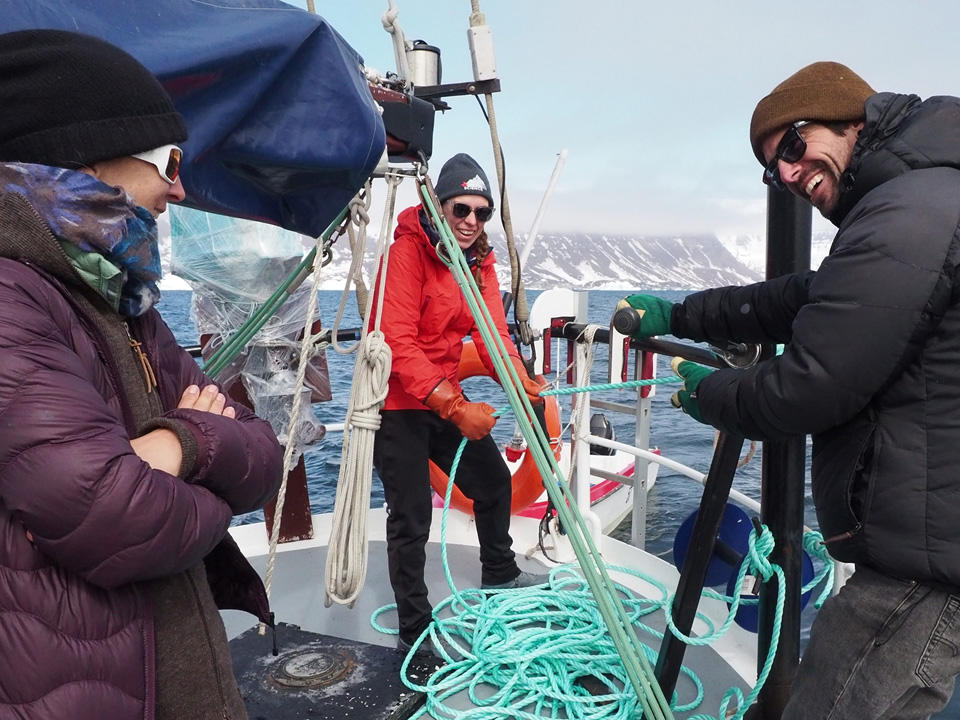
left=415, top=183, right=675, bottom=719
left=371, top=420, right=833, bottom=720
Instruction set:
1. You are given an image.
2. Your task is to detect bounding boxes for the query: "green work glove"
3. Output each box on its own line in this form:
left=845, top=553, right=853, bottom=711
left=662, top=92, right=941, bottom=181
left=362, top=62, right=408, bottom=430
left=669, top=357, right=713, bottom=425
left=616, top=294, right=675, bottom=338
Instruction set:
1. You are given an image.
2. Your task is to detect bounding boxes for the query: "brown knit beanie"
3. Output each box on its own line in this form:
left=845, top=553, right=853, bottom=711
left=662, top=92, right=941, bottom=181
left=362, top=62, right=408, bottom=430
left=749, top=61, right=874, bottom=164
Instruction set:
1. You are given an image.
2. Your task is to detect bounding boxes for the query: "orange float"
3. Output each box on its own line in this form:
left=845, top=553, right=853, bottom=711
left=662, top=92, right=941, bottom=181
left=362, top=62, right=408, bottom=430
left=428, top=340, right=562, bottom=515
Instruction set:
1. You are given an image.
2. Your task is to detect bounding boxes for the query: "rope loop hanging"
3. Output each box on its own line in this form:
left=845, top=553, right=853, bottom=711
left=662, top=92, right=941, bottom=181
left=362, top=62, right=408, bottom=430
left=331, top=174, right=398, bottom=354
left=324, top=170, right=403, bottom=606
left=381, top=0, right=412, bottom=85
left=345, top=183, right=372, bottom=318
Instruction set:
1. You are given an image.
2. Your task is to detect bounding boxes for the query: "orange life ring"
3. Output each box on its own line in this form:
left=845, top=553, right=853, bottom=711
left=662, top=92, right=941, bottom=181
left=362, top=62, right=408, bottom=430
left=428, top=340, right=563, bottom=515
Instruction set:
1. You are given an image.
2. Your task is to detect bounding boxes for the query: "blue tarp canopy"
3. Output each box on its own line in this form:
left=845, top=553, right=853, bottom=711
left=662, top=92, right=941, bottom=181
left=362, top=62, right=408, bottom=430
left=3, top=0, right=386, bottom=237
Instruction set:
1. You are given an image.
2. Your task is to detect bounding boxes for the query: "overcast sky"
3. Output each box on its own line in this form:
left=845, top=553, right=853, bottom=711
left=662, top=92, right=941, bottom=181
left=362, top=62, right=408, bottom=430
left=295, top=1, right=959, bottom=239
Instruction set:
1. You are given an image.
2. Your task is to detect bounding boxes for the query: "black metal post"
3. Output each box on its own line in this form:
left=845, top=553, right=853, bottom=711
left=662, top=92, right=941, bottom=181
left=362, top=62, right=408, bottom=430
left=765, top=188, right=811, bottom=278
left=756, top=187, right=811, bottom=719
left=655, top=432, right=745, bottom=700
left=558, top=324, right=729, bottom=370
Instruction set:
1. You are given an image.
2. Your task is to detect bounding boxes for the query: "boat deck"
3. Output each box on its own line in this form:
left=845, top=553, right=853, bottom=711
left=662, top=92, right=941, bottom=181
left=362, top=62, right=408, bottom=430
left=225, top=510, right=758, bottom=718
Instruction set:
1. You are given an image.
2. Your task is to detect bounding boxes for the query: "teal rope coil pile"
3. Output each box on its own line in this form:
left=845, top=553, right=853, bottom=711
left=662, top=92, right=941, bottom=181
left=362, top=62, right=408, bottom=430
left=371, top=427, right=834, bottom=720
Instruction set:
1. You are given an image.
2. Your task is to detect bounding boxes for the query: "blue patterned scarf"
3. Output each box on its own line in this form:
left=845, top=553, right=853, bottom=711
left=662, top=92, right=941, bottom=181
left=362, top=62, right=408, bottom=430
left=0, top=162, right=162, bottom=316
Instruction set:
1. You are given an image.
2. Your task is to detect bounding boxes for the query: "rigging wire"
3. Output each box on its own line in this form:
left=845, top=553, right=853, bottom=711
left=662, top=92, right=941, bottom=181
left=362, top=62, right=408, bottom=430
left=469, top=50, right=534, bottom=351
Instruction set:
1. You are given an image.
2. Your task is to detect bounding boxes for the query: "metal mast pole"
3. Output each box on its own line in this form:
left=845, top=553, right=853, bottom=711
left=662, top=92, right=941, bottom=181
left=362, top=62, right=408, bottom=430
left=756, top=188, right=811, bottom=718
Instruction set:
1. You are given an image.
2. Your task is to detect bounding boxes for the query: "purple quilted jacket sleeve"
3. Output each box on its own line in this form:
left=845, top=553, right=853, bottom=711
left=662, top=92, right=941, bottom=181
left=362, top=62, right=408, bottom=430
left=0, top=266, right=281, bottom=589
left=139, top=311, right=284, bottom=515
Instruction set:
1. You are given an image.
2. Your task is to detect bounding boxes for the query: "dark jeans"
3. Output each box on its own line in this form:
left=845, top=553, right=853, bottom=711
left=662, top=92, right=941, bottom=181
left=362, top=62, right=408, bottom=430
left=373, top=409, right=519, bottom=644
left=784, top=565, right=960, bottom=720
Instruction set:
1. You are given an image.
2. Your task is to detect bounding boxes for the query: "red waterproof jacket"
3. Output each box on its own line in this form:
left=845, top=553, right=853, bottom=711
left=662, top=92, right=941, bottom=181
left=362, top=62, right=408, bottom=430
left=374, top=205, right=519, bottom=410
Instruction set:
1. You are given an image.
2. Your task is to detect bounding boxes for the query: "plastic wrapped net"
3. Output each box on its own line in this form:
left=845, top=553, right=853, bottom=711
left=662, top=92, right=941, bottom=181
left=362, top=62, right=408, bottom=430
left=169, top=206, right=330, bottom=460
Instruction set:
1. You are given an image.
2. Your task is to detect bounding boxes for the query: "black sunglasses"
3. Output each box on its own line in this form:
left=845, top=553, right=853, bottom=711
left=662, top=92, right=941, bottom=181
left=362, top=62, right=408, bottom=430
left=450, top=202, right=494, bottom=223
left=762, top=121, right=810, bottom=191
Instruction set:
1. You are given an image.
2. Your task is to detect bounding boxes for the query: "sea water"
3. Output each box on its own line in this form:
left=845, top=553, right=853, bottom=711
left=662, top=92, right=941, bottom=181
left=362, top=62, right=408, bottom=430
left=157, top=288, right=783, bottom=521
left=158, top=288, right=817, bottom=610
left=155, top=287, right=960, bottom=719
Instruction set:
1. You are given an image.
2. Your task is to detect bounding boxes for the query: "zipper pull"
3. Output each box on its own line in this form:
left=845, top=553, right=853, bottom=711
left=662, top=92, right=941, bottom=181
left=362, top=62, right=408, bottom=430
left=127, top=326, right=157, bottom=393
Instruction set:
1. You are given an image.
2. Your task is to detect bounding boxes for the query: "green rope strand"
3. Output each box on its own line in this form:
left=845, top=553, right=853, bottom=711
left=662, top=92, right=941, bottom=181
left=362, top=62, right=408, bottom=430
left=540, top=375, right=682, bottom=396
left=420, top=185, right=674, bottom=719
left=369, top=435, right=832, bottom=719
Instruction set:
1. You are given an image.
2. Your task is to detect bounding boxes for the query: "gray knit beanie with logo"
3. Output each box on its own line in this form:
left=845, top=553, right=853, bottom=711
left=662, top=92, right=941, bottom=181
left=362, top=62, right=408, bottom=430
left=433, top=153, right=494, bottom=204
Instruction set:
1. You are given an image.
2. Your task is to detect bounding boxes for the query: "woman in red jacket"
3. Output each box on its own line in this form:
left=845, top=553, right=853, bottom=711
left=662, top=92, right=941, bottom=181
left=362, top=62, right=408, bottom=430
left=373, top=153, right=546, bottom=653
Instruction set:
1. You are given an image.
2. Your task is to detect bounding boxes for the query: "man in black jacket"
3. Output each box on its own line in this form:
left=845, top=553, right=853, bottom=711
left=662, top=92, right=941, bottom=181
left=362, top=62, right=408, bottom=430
left=622, top=62, right=960, bottom=719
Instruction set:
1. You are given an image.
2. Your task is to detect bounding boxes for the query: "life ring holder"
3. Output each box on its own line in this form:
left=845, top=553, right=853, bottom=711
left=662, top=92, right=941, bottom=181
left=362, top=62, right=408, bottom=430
left=428, top=340, right=563, bottom=515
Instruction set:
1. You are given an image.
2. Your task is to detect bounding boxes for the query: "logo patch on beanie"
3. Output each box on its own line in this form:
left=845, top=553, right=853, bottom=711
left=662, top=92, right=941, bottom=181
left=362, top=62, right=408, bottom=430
left=461, top=174, right=487, bottom=193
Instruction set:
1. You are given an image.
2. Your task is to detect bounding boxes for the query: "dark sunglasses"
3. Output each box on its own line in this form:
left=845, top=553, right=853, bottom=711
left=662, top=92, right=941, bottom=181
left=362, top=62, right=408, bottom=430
left=762, top=121, right=809, bottom=190
left=133, top=144, right=183, bottom=184
left=450, top=202, right=494, bottom=222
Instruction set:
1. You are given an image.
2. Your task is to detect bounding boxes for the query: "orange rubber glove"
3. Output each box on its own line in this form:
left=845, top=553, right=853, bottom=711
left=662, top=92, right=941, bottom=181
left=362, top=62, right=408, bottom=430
left=424, top=379, right=496, bottom=440
left=510, top=356, right=545, bottom=405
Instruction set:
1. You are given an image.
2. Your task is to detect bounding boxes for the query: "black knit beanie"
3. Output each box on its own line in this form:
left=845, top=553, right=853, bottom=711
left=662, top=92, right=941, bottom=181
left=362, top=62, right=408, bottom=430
left=0, top=29, right=187, bottom=169
left=750, top=61, right=874, bottom=165
left=433, top=153, right=494, bottom=204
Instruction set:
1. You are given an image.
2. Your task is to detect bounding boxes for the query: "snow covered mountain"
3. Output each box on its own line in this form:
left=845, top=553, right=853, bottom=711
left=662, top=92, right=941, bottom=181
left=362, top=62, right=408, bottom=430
left=162, top=222, right=836, bottom=292
left=516, top=233, right=760, bottom=290
left=716, top=232, right=833, bottom=276
left=311, top=232, right=782, bottom=292
left=312, top=228, right=833, bottom=290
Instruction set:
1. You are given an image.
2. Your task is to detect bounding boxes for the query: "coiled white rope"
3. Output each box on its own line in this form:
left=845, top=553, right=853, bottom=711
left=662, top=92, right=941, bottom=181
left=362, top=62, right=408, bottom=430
left=324, top=172, right=402, bottom=606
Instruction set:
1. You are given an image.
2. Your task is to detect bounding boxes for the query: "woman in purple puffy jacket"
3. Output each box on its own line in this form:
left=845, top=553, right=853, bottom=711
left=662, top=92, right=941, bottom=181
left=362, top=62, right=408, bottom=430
left=0, top=30, right=283, bottom=720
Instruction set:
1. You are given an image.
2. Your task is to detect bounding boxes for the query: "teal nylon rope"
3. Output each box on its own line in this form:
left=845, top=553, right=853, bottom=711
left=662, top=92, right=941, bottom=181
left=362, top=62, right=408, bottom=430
left=370, top=424, right=832, bottom=719
left=540, top=375, right=682, bottom=396
left=418, top=186, right=674, bottom=720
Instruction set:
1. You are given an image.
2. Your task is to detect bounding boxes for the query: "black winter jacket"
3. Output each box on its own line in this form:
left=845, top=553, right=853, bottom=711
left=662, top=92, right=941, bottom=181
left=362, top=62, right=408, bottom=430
left=675, top=92, right=960, bottom=585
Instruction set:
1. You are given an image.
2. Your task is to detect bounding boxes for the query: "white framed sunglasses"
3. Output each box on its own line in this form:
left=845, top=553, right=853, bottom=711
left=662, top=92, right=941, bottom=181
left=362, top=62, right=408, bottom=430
left=132, top=144, right=182, bottom=184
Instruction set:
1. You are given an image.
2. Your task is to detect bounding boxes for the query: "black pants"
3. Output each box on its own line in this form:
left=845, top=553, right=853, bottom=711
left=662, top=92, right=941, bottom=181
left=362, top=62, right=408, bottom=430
left=373, top=409, right=519, bottom=644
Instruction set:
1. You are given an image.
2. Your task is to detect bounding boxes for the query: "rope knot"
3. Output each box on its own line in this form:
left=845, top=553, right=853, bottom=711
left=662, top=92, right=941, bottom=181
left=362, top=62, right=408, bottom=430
left=381, top=6, right=399, bottom=33
left=747, top=524, right=776, bottom=581
left=803, top=530, right=836, bottom=609
left=349, top=190, right=371, bottom=226
left=803, top=530, right=831, bottom=561
left=350, top=408, right=382, bottom=431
